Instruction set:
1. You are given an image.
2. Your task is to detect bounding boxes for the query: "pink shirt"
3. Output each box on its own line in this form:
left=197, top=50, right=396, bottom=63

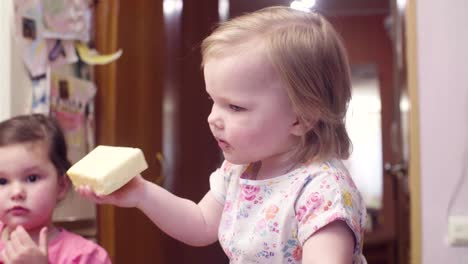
left=0, top=223, right=111, bottom=264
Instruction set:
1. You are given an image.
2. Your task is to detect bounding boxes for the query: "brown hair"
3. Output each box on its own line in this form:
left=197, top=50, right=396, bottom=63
left=201, top=6, right=352, bottom=162
left=0, top=114, right=71, bottom=177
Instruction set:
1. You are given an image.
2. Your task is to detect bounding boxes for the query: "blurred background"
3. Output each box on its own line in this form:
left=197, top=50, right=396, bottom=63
left=1, top=0, right=467, bottom=263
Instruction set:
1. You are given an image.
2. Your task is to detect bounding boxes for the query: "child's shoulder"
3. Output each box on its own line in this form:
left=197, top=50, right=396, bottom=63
left=304, top=158, right=352, bottom=179
left=299, top=159, right=360, bottom=194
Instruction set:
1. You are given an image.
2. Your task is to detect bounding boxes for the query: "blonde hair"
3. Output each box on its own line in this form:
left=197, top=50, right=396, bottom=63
left=201, top=6, right=352, bottom=162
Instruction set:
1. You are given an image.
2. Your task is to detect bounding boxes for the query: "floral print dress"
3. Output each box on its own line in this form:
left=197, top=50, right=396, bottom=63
left=209, top=159, right=367, bottom=264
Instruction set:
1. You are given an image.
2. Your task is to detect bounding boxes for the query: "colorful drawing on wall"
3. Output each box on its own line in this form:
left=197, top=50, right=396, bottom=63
left=13, top=0, right=88, bottom=77
left=49, top=68, right=96, bottom=163
left=41, top=0, right=91, bottom=42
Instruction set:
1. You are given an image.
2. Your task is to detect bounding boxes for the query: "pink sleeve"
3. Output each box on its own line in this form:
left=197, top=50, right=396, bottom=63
left=71, top=247, right=112, bottom=264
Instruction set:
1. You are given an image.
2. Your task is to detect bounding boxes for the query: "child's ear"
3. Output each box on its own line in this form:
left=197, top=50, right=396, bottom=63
left=290, top=117, right=315, bottom=136
left=57, top=175, right=70, bottom=201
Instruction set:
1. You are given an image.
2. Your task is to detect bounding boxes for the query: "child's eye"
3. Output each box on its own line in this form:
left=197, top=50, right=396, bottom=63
left=0, top=178, right=7, bottom=185
left=26, top=174, right=39, bottom=183
left=229, top=104, right=245, bottom=112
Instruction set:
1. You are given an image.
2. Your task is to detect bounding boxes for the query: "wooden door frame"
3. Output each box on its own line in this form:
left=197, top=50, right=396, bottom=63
left=94, top=0, right=119, bottom=260
left=405, top=0, right=421, bottom=263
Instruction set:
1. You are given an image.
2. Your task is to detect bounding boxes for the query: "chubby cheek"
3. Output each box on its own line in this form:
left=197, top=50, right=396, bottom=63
left=226, top=123, right=256, bottom=146
left=34, top=198, right=57, bottom=212
left=0, top=192, right=9, bottom=212
left=27, top=199, right=56, bottom=227
left=228, top=125, right=270, bottom=158
left=0, top=204, right=4, bottom=216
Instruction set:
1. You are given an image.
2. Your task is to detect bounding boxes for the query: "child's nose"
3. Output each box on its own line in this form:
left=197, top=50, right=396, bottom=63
left=10, top=182, right=26, bottom=201
left=207, top=105, right=224, bottom=130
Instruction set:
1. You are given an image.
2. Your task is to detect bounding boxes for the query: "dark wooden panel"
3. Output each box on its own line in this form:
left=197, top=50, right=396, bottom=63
left=113, top=0, right=165, bottom=263
left=95, top=0, right=165, bottom=263
left=363, top=239, right=396, bottom=264
left=162, top=0, right=228, bottom=262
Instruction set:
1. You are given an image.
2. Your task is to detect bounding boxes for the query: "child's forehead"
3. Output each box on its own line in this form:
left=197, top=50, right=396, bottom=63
left=16, top=140, right=48, bottom=152
left=204, top=53, right=280, bottom=94
left=0, top=141, right=49, bottom=160
left=0, top=142, right=51, bottom=174
left=205, top=48, right=277, bottom=82
left=203, top=36, right=266, bottom=62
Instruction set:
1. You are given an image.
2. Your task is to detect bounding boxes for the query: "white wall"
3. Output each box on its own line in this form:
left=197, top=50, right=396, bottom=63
left=11, top=24, right=33, bottom=117
left=0, top=0, right=34, bottom=122
left=0, top=1, right=13, bottom=121
left=417, top=0, right=468, bottom=262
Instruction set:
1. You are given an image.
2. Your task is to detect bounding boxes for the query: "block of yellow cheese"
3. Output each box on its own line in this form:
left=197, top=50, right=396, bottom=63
left=67, top=145, right=148, bottom=195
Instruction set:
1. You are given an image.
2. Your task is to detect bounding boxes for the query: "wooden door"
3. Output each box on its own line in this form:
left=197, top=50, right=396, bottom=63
left=94, top=0, right=166, bottom=263
left=161, top=0, right=228, bottom=262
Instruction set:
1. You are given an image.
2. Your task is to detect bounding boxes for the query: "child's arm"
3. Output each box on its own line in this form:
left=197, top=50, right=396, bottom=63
left=77, top=175, right=224, bottom=246
left=138, top=181, right=223, bottom=246
left=301, top=220, right=354, bottom=263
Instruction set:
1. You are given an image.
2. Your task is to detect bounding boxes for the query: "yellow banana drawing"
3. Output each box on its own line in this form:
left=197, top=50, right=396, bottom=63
left=75, top=42, right=122, bottom=65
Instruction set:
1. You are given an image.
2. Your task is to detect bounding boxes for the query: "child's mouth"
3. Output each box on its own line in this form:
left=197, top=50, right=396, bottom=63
left=8, top=206, right=29, bottom=216
left=217, top=139, right=230, bottom=150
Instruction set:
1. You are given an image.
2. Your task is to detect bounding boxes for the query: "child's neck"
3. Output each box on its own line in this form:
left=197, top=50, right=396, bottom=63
left=254, top=158, right=300, bottom=180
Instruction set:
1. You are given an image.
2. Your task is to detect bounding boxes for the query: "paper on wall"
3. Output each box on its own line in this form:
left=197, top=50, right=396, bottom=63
left=49, top=68, right=96, bottom=163
left=31, top=77, right=50, bottom=114
left=41, top=0, right=91, bottom=42
left=13, top=0, right=80, bottom=77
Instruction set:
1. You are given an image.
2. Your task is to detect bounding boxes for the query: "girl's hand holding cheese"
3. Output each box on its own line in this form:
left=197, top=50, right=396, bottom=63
left=69, top=145, right=149, bottom=208
left=75, top=175, right=147, bottom=209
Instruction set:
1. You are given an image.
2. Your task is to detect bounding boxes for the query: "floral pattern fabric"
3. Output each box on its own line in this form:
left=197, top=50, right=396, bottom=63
left=210, top=159, right=367, bottom=264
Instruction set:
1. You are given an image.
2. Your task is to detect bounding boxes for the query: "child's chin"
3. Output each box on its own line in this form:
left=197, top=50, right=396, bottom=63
left=5, top=222, right=23, bottom=229
left=4, top=220, right=34, bottom=230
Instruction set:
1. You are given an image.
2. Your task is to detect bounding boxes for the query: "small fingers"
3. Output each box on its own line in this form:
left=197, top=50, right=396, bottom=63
left=39, top=227, right=48, bottom=256
left=8, top=226, right=32, bottom=258
left=75, top=186, right=107, bottom=204
left=74, top=185, right=93, bottom=196
left=1, top=248, right=8, bottom=263
left=11, top=226, right=34, bottom=247
left=3, top=240, right=14, bottom=263
left=11, top=226, right=34, bottom=243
